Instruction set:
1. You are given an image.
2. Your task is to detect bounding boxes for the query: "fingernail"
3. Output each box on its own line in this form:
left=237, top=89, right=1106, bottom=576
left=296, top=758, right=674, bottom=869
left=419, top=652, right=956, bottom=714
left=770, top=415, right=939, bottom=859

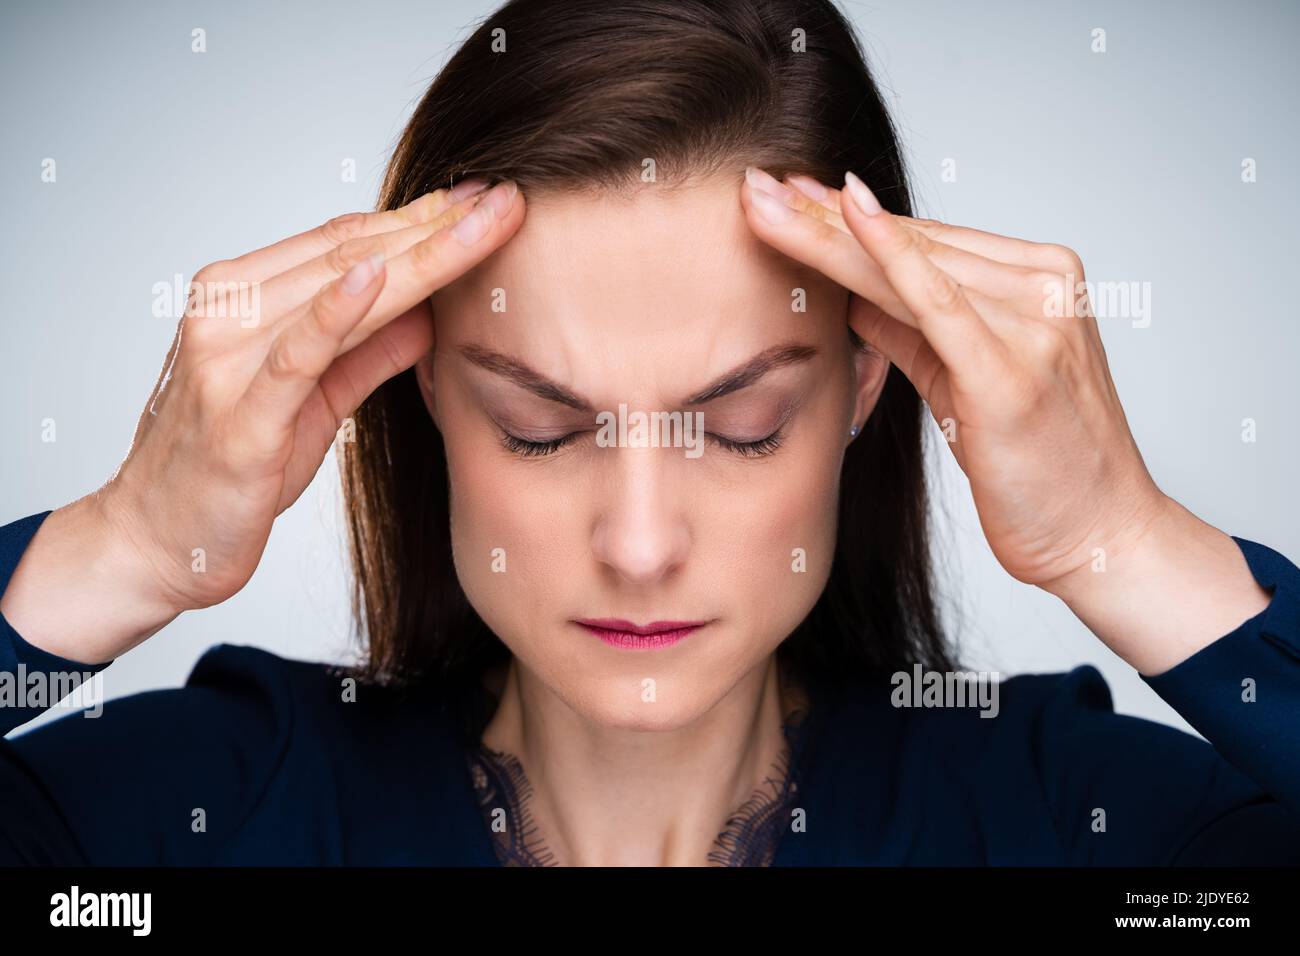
left=744, top=166, right=795, bottom=202
left=482, top=180, right=518, bottom=218
left=452, top=205, right=492, bottom=245
left=448, top=177, right=490, bottom=202
left=343, top=252, right=384, bottom=294
left=843, top=171, right=882, bottom=215
left=750, top=187, right=795, bottom=225
left=787, top=173, right=829, bottom=201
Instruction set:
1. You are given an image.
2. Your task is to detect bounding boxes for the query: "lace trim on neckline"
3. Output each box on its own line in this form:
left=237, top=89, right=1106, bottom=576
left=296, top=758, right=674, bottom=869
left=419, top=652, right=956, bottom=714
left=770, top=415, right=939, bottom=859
left=463, top=687, right=812, bottom=867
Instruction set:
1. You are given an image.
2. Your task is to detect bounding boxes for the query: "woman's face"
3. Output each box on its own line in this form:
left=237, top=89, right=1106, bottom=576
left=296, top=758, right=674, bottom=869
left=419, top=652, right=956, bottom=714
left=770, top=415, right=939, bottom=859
left=419, top=174, right=887, bottom=729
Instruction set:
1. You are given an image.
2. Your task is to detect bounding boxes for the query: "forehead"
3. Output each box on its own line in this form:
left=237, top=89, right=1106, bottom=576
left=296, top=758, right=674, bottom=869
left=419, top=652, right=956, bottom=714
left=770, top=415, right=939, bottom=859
left=430, top=176, right=843, bottom=393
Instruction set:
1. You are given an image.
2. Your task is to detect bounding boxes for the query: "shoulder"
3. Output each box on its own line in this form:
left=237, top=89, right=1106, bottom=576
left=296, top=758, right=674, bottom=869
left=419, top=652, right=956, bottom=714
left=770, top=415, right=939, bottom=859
left=826, top=662, right=1118, bottom=737
left=184, top=641, right=339, bottom=700
left=184, top=641, right=471, bottom=758
left=181, top=643, right=487, bottom=863
left=805, top=664, right=1250, bottom=863
left=805, top=662, right=1126, bottom=781
left=907, top=665, right=1255, bottom=854
left=818, top=661, right=1223, bottom=811
left=182, top=641, right=460, bottom=733
left=886, top=663, right=1210, bottom=769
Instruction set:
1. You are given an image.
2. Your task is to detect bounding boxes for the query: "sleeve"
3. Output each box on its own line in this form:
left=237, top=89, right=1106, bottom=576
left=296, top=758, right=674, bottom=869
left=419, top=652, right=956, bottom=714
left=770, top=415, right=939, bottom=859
left=1027, top=535, right=1300, bottom=865
left=0, top=511, right=294, bottom=865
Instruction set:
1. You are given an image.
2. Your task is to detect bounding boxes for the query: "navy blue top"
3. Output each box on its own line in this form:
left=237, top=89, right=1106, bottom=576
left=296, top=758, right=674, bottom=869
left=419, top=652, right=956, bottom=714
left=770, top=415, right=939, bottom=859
left=3, top=509, right=1300, bottom=865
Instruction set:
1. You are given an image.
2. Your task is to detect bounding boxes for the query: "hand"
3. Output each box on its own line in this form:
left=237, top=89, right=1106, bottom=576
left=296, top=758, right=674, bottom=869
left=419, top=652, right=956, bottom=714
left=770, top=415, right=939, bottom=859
left=740, top=165, right=1163, bottom=590
left=2, top=179, right=525, bottom=663
left=738, top=167, right=1270, bottom=673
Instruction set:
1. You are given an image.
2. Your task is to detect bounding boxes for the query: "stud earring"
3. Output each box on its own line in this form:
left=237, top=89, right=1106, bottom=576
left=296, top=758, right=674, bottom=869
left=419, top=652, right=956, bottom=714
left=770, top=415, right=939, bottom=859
left=849, top=424, right=860, bottom=438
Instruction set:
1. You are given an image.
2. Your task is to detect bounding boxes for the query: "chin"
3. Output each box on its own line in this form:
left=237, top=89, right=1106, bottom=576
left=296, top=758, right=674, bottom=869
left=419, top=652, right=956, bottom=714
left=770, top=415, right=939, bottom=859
left=555, top=671, right=729, bottom=734
left=584, top=696, right=717, bottom=734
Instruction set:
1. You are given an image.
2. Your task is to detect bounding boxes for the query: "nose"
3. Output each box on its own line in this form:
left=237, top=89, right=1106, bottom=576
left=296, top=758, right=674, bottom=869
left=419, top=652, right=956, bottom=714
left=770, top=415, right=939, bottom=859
left=589, top=448, right=691, bottom=586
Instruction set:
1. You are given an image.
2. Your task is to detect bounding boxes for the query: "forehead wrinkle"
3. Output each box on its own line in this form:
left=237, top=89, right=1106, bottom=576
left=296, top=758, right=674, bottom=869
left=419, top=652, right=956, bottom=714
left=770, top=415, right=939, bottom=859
left=452, top=180, right=839, bottom=409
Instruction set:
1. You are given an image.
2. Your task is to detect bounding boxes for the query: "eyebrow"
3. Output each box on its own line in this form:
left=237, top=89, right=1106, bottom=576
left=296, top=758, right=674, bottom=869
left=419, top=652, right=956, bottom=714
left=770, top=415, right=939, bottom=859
left=684, top=342, right=818, bottom=405
left=457, top=341, right=819, bottom=409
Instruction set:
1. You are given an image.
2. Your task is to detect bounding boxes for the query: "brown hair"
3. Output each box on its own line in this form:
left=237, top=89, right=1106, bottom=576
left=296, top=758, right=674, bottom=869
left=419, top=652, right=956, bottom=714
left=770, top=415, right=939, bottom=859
left=340, top=0, right=954, bottom=696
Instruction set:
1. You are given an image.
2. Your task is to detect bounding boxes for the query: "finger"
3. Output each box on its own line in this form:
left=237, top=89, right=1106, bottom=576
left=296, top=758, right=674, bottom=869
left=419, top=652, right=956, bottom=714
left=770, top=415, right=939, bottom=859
left=254, top=188, right=490, bottom=320
left=785, top=173, right=841, bottom=215
left=337, top=179, right=524, bottom=353
left=222, top=179, right=491, bottom=285
left=235, top=253, right=387, bottom=438
left=745, top=175, right=1042, bottom=323
left=318, top=299, right=434, bottom=419
left=789, top=174, right=1100, bottom=355
left=890, top=224, right=1048, bottom=303
left=741, top=175, right=918, bottom=326
left=746, top=167, right=847, bottom=230
left=901, top=219, right=1085, bottom=274
left=761, top=170, right=1034, bottom=301
left=785, top=174, right=1082, bottom=273
left=839, top=171, right=1006, bottom=383
left=847, top=294, right=943, bottom=403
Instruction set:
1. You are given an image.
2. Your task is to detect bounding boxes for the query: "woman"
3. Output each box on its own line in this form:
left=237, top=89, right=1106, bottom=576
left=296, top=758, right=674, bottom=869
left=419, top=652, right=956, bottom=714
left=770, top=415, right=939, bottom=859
left=2, top=0, right=1298, bottom=866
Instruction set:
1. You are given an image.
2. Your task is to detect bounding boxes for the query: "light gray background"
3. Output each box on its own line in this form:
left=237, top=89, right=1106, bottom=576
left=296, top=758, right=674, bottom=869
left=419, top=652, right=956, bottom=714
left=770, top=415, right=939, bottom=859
left=2, top=0, right=1297, bottom=734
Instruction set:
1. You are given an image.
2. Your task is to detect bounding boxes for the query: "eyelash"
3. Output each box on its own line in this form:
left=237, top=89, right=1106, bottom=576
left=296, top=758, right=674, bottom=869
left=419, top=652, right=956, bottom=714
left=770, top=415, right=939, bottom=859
left=499, top=432, right=574, bottom=457
left=497, top=428, right=786, bottom=459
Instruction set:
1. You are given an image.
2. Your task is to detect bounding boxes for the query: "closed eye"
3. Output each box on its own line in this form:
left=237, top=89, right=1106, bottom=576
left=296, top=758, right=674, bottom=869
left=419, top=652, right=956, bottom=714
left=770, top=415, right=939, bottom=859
left=497, top=428, right=785, bottom=459
left=499, top=431, right=577, bottom=457
left=707, top=431, right=783, bottom=457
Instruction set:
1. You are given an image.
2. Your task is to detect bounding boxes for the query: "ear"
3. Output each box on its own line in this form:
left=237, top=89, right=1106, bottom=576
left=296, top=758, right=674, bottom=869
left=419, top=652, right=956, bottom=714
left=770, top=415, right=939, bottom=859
left=414, top=349, right=440, bottom=429
left=848, top=328, right=890, bottom=445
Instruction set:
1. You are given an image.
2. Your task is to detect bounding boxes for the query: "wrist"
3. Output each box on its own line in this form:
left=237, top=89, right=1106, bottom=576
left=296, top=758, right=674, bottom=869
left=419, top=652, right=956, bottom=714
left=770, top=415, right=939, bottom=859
left=0, top=493, right=181, bottom=664
left=1039, top=491, right=1179, bottom=608
left=1042, top=494, right=1273, bottom=675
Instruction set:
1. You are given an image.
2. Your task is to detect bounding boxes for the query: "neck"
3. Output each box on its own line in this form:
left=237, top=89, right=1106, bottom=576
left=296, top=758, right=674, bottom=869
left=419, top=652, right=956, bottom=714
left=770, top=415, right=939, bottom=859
left=472, top=652, right=807, bottom=866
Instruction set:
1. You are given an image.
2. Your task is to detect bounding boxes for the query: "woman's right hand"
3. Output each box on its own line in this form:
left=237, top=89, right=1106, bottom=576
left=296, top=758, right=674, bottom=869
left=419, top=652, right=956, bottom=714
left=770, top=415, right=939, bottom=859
left=1, top=179, right=523, bottom=665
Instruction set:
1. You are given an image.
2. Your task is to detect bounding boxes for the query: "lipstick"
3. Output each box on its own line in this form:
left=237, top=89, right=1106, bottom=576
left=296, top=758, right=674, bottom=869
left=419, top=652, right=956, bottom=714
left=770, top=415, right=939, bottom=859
left=575, top=618, right=708, bottom=649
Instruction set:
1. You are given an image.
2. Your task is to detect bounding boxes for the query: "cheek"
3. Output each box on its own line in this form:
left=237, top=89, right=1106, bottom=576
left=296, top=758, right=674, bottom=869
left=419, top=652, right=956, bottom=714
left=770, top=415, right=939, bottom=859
left=439, top=395, right=578, bottom=647
left=437, top=383, right=520, bottom=635
left=700, top=441, right=842, bottom=649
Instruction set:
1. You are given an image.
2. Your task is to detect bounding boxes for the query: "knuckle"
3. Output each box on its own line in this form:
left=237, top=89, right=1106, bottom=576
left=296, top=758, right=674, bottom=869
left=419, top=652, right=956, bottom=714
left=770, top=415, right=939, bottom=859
left=924, top=268, right=965, bottom=311
left=913, top=217, right=948, bottom=237
left=372, top=328, right=406, bottom=379
left=1026, top=269, right=1066, bottom=308
left=798, top=198, right=834, bottom=225
left=1027, top=268, right=1063, bottom=292
left=178, top=309, right=227, bottom=352
left=427, top=203, right=462, bottom=233
left=1024, top=319, right=1069, bottom=362
left=883, top=221, right=919, bottom=257
left=906, top=227, right=936, bottom=254
left=185, top=272, right=235, bottom=320
left=310, top=283, right=347, bottom=329
left=402, top=190, right=446, bottom=222
left=410, top=232, right=446, bottom=270
left=266, top=332, right=308, bottom=380
left=190, top=260, right=230, bottom=288
left=807, top=218, right=842, bottom=252
left=1039, top=242, right=1084, bottom=276
left=177, top=312, right=209, bottom=349
left=307, top=276, right=361, bottom=341
left=324, top=236, right=379, bottom=276
left=319, top=212, right=366, bottom=247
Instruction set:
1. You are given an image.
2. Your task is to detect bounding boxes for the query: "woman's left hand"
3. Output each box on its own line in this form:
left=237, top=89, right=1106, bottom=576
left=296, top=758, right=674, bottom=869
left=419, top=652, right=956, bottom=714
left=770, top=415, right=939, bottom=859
left=738, top=167, right=1271, bottom=674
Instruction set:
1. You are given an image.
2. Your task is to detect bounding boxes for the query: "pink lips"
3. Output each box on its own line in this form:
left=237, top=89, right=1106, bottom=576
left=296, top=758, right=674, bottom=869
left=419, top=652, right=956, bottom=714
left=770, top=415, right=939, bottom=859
left=575, top=618, right=708, bottom=649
